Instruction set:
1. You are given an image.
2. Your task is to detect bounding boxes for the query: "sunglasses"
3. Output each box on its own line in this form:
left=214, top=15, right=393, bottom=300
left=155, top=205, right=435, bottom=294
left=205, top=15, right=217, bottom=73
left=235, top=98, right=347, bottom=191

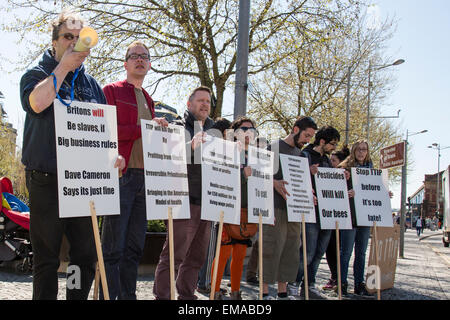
left=58, top=33, right=80, bottom=41
left=235, top=127, right=259, bottom=134
left=126, top=53, right=150, bottom=61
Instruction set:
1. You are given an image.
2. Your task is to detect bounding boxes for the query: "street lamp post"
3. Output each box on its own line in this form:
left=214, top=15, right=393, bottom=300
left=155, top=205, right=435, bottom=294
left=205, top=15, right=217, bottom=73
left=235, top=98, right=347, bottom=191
left=428, top=143, right=450, bottom=218
left=233, top=0, right=251, bottom=119
left=399, top=129, right=428, bottom=258
left=367, top=59, right=405, bottom=143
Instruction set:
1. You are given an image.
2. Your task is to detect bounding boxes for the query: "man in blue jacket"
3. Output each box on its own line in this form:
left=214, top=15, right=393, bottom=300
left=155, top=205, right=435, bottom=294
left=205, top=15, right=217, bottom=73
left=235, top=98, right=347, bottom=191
left=20, top=10, right=124, bottom=300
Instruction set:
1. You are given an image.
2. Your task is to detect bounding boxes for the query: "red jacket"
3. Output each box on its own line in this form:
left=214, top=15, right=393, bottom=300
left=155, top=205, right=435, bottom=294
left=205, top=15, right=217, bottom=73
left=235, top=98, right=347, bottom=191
left=103, top=79, right=155, bottom=172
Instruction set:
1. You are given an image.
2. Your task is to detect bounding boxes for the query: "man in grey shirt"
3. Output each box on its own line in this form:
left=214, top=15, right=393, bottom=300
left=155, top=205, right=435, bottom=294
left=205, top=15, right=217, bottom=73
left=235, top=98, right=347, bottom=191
left=262, top=116, right=317, bottom=300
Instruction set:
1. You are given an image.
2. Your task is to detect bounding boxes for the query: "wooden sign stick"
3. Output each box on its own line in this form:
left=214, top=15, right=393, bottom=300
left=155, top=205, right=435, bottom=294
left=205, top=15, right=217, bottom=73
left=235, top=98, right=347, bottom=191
left=168, top=207, right=176, bottom=300
left=301, top=213, right=309, bottom=300
left=210, top=211, right=224, bottom=300
left=258, top=213, right=263, bottom=300
left=373, top=221, right=381, bottom=300
left=336, top=221, right=342, bottom=300
left=89, top=201, right=109, bottom=300
left=93, top=262, right=100, bottom=300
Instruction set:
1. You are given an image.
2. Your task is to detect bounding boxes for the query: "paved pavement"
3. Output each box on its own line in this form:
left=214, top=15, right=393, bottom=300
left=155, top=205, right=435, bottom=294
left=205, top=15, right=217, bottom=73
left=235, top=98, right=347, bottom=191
left=0, top=228, right=448, bottom=300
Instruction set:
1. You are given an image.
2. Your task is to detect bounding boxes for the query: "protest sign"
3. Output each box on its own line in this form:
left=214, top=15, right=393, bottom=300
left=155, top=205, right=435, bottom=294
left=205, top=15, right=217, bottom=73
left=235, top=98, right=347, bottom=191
left=314, top=167, right=352, bottom=229
left=366, top=225, right=400, bottom=293
left=141, top=120, right=190, bottom=220
left=279, top=154, right=315, bottom=223
left=351, top=168, right=393, bottom=227
left=247, top=145, right=274, bottom=225
left=54, top=99, right=120, bottom=218
left=201, top=136, right=241, bottom=224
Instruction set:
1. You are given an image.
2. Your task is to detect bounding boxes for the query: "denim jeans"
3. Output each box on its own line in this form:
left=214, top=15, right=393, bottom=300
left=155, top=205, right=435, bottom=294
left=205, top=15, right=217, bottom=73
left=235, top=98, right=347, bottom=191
left=26, top=170, right=97, bottom=300
left=101, top=169, right=147, bottom=300
left=339, top=226, right=371, bottom=286
left=296, top=222, right=331, bottom=286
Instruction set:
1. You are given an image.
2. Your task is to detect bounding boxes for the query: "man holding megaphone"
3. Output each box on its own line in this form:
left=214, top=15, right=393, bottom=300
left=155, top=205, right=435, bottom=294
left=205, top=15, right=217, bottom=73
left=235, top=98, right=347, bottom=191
left=19, top=10, right=124, bottom=300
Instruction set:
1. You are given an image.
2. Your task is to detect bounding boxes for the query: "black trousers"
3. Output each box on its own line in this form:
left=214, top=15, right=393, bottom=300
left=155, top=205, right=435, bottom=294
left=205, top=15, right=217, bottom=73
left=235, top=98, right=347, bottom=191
left=26, top=170, right=97, bottom=300
left=325, top=230, right=337, bottom=280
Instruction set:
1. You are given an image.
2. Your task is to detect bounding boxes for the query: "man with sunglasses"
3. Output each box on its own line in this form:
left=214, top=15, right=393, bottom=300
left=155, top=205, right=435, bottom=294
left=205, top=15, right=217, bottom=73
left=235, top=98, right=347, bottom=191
left=101, top=41, right=168, bottom=300
left=288, top=125, right=341, bottom=299
left=19, top=10, right=125, bottom=300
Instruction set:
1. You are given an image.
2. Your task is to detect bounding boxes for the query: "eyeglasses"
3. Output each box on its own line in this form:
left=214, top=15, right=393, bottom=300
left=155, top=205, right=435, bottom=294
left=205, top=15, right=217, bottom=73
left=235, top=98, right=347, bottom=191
left=236, top=127, right=259, bottom=134
left=58, top=33, right=79, bottom=41
left=327, top=141, right=338, bottom=147
left=126, top=53, right=150, bottom=61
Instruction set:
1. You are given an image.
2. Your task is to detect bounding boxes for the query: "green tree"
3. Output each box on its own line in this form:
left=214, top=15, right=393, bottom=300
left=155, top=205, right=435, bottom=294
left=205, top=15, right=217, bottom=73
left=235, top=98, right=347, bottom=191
left=0, top=122, right=28, bottom=203
left=2, top=0, right=365, bottom=118
left=247, top=4, right=403, bottom=180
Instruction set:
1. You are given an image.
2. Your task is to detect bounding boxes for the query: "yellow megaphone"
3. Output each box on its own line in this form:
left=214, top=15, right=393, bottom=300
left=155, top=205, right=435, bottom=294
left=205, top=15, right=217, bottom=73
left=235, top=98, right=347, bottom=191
left=73, top=26, right=98, bottom=52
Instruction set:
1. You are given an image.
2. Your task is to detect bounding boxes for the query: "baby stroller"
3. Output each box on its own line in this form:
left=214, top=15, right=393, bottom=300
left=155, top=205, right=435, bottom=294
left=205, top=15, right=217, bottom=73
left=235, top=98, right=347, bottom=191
left=0, top=177, right=32, bottom=273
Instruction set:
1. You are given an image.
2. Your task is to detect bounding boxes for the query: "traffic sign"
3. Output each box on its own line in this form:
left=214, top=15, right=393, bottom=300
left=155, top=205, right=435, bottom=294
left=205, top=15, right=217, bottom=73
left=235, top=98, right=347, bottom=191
left=380, top=141, right=405, bottom=169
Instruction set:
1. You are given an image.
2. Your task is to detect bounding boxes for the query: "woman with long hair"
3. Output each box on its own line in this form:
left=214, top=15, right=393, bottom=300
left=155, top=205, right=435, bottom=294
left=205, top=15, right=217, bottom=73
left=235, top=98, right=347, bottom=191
left=338, top=140, right=374, bottom=297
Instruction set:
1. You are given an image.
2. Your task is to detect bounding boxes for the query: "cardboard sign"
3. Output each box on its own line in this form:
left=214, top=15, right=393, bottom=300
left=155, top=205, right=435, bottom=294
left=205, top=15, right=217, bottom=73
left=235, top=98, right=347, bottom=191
left=247, top=146, right=274, bottom=224
left=279, top=154, right=316, bottom=223
left=314, top=167, right=352, bottom=229
left=351, top=168, right=393, bottom=227
left=366, top=225, right=400, bottom=292
left=201, top=136, right=241, bottom=224
left=380, top=142, right=405, bottom=169
left=54, top=99, right=120, bottom=218
left=141, top=120, right=190, bottom=220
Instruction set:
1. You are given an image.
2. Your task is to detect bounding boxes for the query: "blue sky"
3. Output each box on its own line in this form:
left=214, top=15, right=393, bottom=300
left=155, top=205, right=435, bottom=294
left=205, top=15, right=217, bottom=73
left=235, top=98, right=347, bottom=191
left=371, top=0, right=450, bottom=209
left=0, top=1, right=449, bottom=210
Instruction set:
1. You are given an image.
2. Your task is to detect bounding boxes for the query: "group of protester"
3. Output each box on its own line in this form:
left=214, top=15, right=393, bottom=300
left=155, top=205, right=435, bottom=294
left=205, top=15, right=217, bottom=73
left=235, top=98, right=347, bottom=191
left=20, top=10, right=392, bottom=300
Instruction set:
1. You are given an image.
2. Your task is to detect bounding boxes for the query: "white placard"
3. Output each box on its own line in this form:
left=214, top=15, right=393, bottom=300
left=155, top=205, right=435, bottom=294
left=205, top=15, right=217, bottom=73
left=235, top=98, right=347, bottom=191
left=247, top=146, right=274, bottom=224
left=314, top=167, right=353, bottom=229
left=351, top=168, right=393, bottom=227
left=279, top=154, right=316, bottom=223
left=201, top=136, right=241, bottom=224
left=54, top=99, right=120, bottom=218
left=141, top=120, right=190, bottom=220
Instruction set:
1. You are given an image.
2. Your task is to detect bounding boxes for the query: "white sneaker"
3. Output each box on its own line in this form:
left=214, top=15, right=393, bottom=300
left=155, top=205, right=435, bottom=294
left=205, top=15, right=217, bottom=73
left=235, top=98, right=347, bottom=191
left=287, top=282, right=300, bottom=296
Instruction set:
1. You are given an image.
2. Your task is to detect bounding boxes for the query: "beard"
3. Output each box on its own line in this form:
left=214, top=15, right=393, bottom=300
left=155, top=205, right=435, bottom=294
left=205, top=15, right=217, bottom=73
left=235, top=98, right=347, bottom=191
left=293, top=131, right=304, bottom=149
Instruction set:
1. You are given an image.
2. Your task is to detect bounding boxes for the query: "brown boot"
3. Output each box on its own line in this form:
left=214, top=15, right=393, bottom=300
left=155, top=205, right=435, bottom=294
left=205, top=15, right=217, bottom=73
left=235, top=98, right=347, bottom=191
left=230, top=291, right=242, bottom=300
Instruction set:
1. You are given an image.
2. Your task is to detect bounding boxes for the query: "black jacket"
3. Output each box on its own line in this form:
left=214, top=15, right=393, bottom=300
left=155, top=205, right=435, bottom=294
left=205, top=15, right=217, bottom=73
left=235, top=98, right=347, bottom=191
left=173, top=110, right=215, bottom=204
left=20, top=49, right=106, bottom=173
left=301, top=144, right=333, bottom=222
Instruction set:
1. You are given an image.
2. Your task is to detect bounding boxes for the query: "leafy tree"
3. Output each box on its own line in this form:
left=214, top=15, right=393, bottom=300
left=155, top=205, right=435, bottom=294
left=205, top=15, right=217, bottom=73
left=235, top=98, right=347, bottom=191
left=0, top=121, right=28, bottom=203
left=247, top=4, right=403, bottom=180
left=2, top=0, right=362, bottom=118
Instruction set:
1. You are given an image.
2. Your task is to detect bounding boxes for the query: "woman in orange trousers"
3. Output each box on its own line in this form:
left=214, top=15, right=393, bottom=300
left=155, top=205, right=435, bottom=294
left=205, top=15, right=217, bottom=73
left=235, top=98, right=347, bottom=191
left=210, top=116, right=258, bottom=300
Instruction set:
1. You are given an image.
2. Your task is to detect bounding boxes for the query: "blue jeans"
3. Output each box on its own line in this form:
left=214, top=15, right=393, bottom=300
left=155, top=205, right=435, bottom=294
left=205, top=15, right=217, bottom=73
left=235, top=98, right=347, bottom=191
left=296, top=223, right=331, bottom=286
left=340, top=226, right=371, bottom=286
left=101, top=169, right=147, bottom=300
left=416, top=227, right=422, bottom=236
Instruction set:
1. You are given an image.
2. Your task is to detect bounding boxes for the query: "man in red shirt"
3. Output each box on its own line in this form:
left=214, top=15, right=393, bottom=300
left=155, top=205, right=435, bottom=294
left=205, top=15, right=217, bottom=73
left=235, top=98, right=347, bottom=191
left=101, top=41, right=167, bottom=300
